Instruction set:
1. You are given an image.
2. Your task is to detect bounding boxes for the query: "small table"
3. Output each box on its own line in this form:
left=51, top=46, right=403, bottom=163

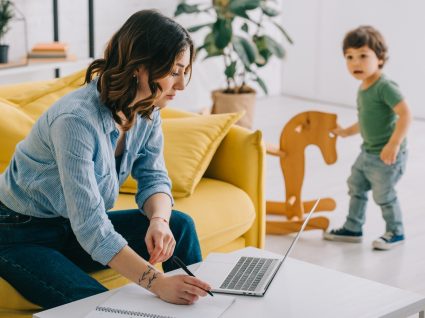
left=34, top=247, right=425, bottom=318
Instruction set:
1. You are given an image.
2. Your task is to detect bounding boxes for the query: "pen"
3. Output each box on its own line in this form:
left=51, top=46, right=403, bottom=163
left=172, top=256, right=214, bottom=297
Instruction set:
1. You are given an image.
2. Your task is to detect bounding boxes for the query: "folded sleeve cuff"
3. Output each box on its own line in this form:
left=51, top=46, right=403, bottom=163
left=90, top=231, right=128, bottom=265
left=136, top=185, right=174, bottom=214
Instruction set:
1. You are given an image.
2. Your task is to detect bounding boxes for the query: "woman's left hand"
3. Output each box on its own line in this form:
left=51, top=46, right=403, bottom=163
left=145, top=218, right=176, bottom=264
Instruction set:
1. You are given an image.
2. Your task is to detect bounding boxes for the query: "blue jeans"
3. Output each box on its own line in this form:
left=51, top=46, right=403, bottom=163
left=343, top=148, right=407, bottom=235
left=0, top=202, right=202, bottom=309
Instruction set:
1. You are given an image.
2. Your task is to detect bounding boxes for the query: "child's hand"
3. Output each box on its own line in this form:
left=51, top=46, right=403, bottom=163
left=380, top=142, right=400, bottom=165
left=332, top=125, right=349, bottom=137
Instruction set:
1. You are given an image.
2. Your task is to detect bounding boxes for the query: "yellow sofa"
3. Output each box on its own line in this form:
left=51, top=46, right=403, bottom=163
left=0, top=70, right=265, bottom=317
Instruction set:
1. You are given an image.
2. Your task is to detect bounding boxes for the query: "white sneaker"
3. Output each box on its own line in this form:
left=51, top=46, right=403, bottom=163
left=372, top=232, right=405, bottom=250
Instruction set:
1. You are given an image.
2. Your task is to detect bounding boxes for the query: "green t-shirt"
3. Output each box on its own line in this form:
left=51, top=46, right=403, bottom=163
left=357, top=74, right=405, bottom=154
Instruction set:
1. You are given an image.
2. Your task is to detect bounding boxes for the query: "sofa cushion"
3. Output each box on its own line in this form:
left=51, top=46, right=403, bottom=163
left=120, top=112, right=242, bottom=198
left=116, top=177, right=255, bottom=254
left=0, top=99, right=34, bottom=173
left=14, top=70, right=85, bottom=120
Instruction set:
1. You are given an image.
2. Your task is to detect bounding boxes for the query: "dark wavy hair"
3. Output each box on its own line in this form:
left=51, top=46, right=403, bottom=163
left=343, top=25, right=388, bottom=69
left=85, top=10, right=194, bottom=131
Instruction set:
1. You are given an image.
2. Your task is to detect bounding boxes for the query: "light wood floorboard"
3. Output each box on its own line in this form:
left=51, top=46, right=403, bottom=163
left=254, top=95, right=425, bottom=296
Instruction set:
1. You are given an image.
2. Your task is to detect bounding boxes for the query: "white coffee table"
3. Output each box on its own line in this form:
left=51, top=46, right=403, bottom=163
left=34, top=247, right=425, bottom=318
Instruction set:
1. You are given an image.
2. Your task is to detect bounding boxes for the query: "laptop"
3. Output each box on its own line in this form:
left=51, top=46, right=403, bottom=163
left=195, top=199, right=320, bottom=296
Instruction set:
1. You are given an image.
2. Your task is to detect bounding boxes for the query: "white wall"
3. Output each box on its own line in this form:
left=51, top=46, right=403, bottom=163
left=281, top=0, right=425, bottom=119
left=5, top=1, right=422, bottom=116
left=1, top=0, right=287, bottom=112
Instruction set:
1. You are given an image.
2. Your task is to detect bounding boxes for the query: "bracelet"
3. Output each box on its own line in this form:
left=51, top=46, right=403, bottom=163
left=150, top=216, right=169, bottom=224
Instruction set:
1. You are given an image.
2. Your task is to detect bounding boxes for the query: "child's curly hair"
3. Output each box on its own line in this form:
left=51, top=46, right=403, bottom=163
left=343, top=26, right=388, bottom=68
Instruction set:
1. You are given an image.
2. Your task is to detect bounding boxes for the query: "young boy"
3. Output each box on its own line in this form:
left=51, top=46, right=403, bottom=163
left=323, top=26, right=412, bottom=250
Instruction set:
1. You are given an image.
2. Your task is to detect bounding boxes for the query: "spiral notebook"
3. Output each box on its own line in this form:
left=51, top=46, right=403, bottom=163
left=85, top=283, right=235, bottom=318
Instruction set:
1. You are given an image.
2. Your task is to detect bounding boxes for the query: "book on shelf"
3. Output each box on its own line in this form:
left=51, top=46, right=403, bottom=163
left=27, top=54, right=77, bottom=63
left=28, top=42, right=69, bottom=59
left=31, top=42, right=68, bottom=51
left=27, top=52, right=68, bottom=58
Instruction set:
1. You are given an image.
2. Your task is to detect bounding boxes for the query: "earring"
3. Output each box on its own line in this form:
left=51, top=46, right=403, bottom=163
left=133, top=74, right=139, bottom=85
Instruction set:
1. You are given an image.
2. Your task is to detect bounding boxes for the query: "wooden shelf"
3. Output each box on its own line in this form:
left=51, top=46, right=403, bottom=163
left=0, top=56, right=92, bottom=76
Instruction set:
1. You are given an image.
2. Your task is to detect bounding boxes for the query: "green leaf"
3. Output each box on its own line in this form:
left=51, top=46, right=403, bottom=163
left=213, top=18, right=233, bottom=49
left=272, top=21, right=294, bottom=44
left=187, top=23, right=213, bottom=33
left=263, top=35, right=285, bottom=58
left=241, top=22, right=249, bottom=33
left=228, top=0, right=260, bottom=20
left=0, top=0, right=14, bottom=38
left=203, top=32, right=224, bottom=57
left=229, top=0, right=261, bottom=12
left=261, top=4, right=280, bottom=17
left=254, top=36, right=272, bottom=65
left=224, top=61, right=237, bottom=79
left=229, top=8, right=250, bottom=19
left=255, top=76, right=268, bottom=94
left=174, top=3, right=201, bottom=17
left=232, top=36, right=257, bottom=68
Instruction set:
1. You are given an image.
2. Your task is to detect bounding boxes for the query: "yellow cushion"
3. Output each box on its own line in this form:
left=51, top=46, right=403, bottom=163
left=0, top=99, right=35, bottom=173
left=115, top=178, right=255, bottom=255
left=0, top=70, right=85, bottom=107
left=160, top=107, right=196, bottom=119
left=120, top=112, right=242, bottom=198
left=18, top=70, right=86, bottom=120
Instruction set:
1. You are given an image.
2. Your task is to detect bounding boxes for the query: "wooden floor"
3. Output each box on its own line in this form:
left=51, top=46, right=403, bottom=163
left=255, top=95, right=425, bottom=296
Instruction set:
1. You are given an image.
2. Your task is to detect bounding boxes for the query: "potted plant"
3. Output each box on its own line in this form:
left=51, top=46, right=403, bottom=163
left=175, top=0, right=292, bottom=128
left=0, top=0, right=14, bottom=64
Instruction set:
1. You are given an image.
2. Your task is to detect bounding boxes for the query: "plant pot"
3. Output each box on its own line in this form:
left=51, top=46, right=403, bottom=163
left=211, top=87, right=256, bottom=129
left=0, top=45, right=9, bottom=64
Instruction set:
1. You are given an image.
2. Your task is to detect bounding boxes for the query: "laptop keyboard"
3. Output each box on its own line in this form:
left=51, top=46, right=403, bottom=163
left=220, top=257, right=276, bottom=292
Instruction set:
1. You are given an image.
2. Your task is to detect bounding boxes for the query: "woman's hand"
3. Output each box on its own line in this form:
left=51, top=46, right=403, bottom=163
left=145, top=218, right=176, bottom=264
left=380, top=142, right=400, bottom=165
left=151, top=274, right=212, bottom=305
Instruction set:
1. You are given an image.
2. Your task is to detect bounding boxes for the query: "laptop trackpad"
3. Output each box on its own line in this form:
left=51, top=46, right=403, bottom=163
left=195, top=257, right=239, bottom=289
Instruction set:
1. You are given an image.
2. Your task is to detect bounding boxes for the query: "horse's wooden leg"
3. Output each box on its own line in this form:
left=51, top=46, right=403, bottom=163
left=266, top=216, right=330, bottom=235
left=302, top=198, right=336, bottom=213
left=266, top=198, right=336, bottom=216
left=266, top=201, right=287, bottom=215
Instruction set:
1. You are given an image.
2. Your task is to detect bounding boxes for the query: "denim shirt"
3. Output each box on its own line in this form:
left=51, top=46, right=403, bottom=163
left=0, top=79, right=172, bottom=265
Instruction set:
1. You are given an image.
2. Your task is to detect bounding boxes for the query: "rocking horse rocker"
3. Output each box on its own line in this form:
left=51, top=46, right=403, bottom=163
left=266, top=111, right=338, bottom=235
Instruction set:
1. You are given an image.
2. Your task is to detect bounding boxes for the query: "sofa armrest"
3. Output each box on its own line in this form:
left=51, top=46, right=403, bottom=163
left=205, top=125, right=266, bottom=248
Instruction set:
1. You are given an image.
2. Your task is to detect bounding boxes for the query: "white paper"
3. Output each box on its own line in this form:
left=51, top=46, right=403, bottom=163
left=85, top=283, right=235, bottom=318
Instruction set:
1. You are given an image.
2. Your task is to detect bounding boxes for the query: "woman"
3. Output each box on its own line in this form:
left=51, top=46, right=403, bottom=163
left=0, top=10, right=210, bottom=309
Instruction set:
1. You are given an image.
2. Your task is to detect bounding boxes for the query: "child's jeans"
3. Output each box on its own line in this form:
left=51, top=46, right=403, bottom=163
left=343, top=147, right=407, bottom=235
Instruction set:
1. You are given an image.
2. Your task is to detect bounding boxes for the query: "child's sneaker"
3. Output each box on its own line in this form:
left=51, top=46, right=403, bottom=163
left=372, top=232, right=405, bottom=250
left=323, top=227, right=363, bottom=243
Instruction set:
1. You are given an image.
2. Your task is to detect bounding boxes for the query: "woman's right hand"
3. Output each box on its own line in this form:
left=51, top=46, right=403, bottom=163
left=151, top=274, right=212, bottom=305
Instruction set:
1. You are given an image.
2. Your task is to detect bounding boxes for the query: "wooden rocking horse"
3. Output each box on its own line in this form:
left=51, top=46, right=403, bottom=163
left=266, top=111, right=338, bottom=235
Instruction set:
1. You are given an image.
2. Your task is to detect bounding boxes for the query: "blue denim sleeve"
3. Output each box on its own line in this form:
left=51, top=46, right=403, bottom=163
left=132, top=110, right=174, bottom=212
left=50, top=114, right=127, bottom=265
